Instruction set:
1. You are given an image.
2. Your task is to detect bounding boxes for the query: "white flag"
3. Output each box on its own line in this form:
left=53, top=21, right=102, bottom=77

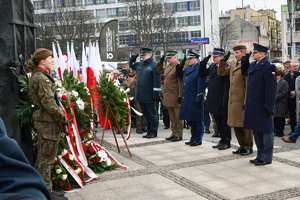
left=70, top=41, right=79, bottom=77
left=66, top=41, right=71, bottom=72
left=82, top=42, right=88, bottom=84
left=56, top=41, right=67, bottom=78
left=95, top=41, right=103, bottom=82
left=52, top=42, right=61, bottom=79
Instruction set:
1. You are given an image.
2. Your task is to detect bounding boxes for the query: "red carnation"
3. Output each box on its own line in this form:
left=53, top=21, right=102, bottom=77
left=54, top=160, right=58, bottom=164
left=59, top=123, right=63, bottom=128
left=135, top=75, right=137, bottom=78
left=81, top=130, right=86, bottom=135
left=83, top=146, right=88, bottom=151
left=125, top=115, right=129, bottom=120
left=88, top=159, right=92, bottom=162
left=61, top=95, right=67, bottom=100
left=66, top=186, right=71, bottom=191
left=96, top=156, right=101, bottom=162
left=89, top=147, right=94, bottom=154
left=61, top=181, right=66, bottom=186
left=70, top=127, right=73, bottom=131
left=70, top=103, right=74, bottom=108
left=67, top=113, right=70, bottom=119
left=125, top=102, right=129, bottom=108
left=126, top=122, right=130, bottom=126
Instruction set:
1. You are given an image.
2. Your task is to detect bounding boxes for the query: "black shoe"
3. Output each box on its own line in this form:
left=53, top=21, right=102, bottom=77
left=249, top=158, right=259, bottom=163
left=186, top=125, right=191, bottom=129
left=190, top=141, right=201, bottom=146
left=136, top=130, right=143, bottom=134
left=142, top=128, right=147, bottom=132
left=172, top=136, right=182, bottom=142
left=255, top=160, right=271, bottom=166
left=212, top=132, right=219, bottom=137
left=164, top=126, right=170, bottom=129
left=206, top=129, right=211, bottom=134
left=218, top=144, right=231, bottom=150
left=185, top=140, right=193, bottom=145
left=240, top=150, right=253, bottom=155
left=166, top=135, right=175, bottom=140
left=232, top=148, right=243, bottom=154
left=147, top=134, right=157, bottom=139
left=142, top=134, right=150, bottom=138
left=212, top=143, right=222, bottom=148
left=52, top=191, right=64, bottom=197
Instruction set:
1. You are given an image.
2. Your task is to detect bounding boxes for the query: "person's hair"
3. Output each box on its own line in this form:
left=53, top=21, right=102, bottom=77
left=239, top=48, right=246, bottom=53
left=27, top=48, right=52, bottom=71
left=275, top=63, right=284, bottom=71
left=28, top=58, right=43, bottom=71
left=277, top=69, right=284, bottom=78
left=126, top=72, right=134, bottom=78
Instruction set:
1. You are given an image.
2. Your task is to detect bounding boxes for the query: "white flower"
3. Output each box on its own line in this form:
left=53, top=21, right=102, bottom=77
left=20, top=89, right=23, bottom=92
left=125, top=88, right=130, bottom=93
left=71, top=90, right=79, bottom=97
left=55, top=79, right=62, bottom=88
left=75, top=168, right=81, bottom=174
left=97, top=150, right=107, bottom=160
left=56, top=169, right=62, bottom=174
left=69, top=154, right=74, bottom=161
left=113, top=80, right=120, bottom=87
left=106, top=159, right=112, bottom=166
left=76, top=98, right=85, bottom=110
left=78, top=156, right=82, bottom=161
left=31, top=104, right=35, bottom=108
left=62, top=174, right=68, bottom=180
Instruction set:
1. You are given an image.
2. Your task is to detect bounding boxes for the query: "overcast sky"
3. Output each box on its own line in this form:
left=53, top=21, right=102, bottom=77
left=219, top=0, right=288, bottom=21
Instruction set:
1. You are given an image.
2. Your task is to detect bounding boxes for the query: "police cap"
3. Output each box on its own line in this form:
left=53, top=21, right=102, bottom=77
left=253, top=43, right=269, bottom=53
left=187, top=50, right=200, bottom=59
left=165, top=50, right=178, bottom=58
left=140, top=48, right=152, bottom=55
left=212, top=48, right=225, bottom=56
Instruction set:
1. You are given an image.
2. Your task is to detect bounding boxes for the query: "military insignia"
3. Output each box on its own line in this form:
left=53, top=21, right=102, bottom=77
left=272, top=72, right=276, bottom=75
left=46, top=80, right=50, bottom=83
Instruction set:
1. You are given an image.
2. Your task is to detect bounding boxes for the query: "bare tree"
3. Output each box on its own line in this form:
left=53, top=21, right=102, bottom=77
left=213, top=20, right=237, bottom=50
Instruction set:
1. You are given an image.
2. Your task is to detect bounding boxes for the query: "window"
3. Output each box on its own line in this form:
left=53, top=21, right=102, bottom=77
left=107, top=8, right=116, bottom=17
left=177, top=2, right=187, bottom=12
left=33, top=1, right=44, bottom=9
left=296, top=18, right=300, bottom=31
left=45, top=13, right=54, bottom=22
left=64, top=0, right=74, bottom=6
left=107, top=0, right=115, bottom=3
left=119, top=21, right=129, bottom=31
left=95, top=0, right=104, bottom=4
left=287, top=42, right=300, bottom=56
left=96, top=9, right=105, bottom=18
left=86, top=10, right=94, bottom=16
left=118, top=7, right=127, bottom=17
left=75, top=0, right=83, bottom=6
left=165, top=3, right=175, bottom=12
left=53, top=0, right=62, bottom=7
left=178, top=17, right=189, bottom=26
left=190, top=15, right=200, bottom=26
left=119, top=35, right=128, bottom=45
left=44, top=0, right=51, bottom=8
left=177, top=31, right=189, bottom=41
left=128, top=35, right=138, bottom=45
left=191, top=30, right=201, bottom=38
left=35, top=14, right=42, bottom=23
left=153, top=34, right=162, bottom=43
left=190, top=1, right=200, bottom=11
left=85, top=0, right=94, bottom=5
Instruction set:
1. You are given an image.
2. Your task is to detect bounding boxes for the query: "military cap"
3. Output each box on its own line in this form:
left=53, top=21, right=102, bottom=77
left=253, top=43, right=269, bottom=53
left=187, top=50, right=200, bottom=59
left=212, top=48, right=225, bottom=56
left=32, top=48, right=52, bottom=60
left=233, top=44, right=247, bottom=51
left=140, top=48, right=152, bottom=55
left=165, top=50, right=178, bottom=58
left=284, top=60, right=291, bottom=64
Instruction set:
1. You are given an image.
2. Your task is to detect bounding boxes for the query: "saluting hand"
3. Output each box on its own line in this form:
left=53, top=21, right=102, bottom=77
left=201, top=54, right=211, bottom=65
left=159, top=55, right=165, bottom=65
left=131, top=54, right=139, bottom=63
left=242, top=51, right=252, bottom=60
left=221, top=51, right=231, bottom=62
left=180, top=56, right=187, bottom=67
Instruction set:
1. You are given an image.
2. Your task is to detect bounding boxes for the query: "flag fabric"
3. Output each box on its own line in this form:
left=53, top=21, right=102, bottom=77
left=57, top=41, right=67, bottom=78
left=95, top=41, right=103, bottom=82
left=67, top=42, right=71, bottom=72
left=52, top=42, right=61, bottom=79
left=82, top=42, right=88, bottom=84
left=70, top=41, right=80, bottom=77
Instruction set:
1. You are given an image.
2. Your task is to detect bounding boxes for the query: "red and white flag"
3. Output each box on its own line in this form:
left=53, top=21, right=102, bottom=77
left=57, top=41, right=67, bottom=78
left=52, top=42, right=61, bottom=79
left=67, top=41, right=71, bottom=72
left=81, top=42, right=88, bottom=84
left=70, top=41, right=80, bottom=77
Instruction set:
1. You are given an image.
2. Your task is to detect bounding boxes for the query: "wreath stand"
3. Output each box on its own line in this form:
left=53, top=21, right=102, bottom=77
left=100, top=97, right=132, bottom=157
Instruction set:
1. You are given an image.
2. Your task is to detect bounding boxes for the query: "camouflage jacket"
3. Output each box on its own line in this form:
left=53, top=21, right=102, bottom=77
left=28, top=67, right=66, bottom=124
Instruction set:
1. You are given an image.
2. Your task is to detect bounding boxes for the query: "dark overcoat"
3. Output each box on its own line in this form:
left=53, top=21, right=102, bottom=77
left=199, top=63, right=230, bottom=115
left=274, top=78, right=289, bottom=117
left=129, top=57, right=161, bottom=103
left=176, top=62, right=206, bottom=121
left=241, top=57, right=277, bottom=133
left=283, top=71, right=300, bottom=106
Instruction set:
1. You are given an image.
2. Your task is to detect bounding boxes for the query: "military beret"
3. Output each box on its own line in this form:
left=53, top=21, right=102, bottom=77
left=140, top=48, right=152, bottom=55
left=165, top=50, right=178, bottom=58
left=284, top=60, right=291, bottom=64
left=187, top=50, right=200, bottom=59
left=253, top=43, right=269, bottom=53
left=212, top=48, right=225, bottom=56
left=233, top=44, right=247, bottom=51
left=32, top=48, right=52, bottom=60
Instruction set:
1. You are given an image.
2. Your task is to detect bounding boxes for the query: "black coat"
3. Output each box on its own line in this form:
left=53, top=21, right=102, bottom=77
left=283, top=71, right=300, bottom=106
left=274, top=78, right=289, bottom=117
left=199, top=63, right=230, bottom=115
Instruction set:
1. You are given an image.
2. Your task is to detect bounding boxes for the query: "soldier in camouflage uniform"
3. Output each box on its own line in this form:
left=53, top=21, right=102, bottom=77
left=27, top=48, right=67, bottom=198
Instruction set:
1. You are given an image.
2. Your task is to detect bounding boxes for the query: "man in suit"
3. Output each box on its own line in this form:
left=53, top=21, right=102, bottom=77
left=218, top=44, right=253, bottom=155
left=199, top=48, right=231, bottom=150
left=284, top=62, right=300, bottom=134
left=176, top=51, right=206, bottom=146
left=241, top=43, right=277, bottom=165
left=129, top=48, right=161, bottom=139
left=157, top=50, right=183, bottom=142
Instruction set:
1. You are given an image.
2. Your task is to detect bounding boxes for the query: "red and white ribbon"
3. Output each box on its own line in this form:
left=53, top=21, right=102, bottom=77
left=58, top=156, right=83, bottom=188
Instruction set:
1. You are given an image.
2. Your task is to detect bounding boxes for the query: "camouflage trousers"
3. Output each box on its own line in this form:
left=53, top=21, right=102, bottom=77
left=34, top=121, right=60, bottom=193
left=134, top=101, right=146, bottom=130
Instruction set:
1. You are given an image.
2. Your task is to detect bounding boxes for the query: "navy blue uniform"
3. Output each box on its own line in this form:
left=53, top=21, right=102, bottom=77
left=176, top=62, right=206, bottom=143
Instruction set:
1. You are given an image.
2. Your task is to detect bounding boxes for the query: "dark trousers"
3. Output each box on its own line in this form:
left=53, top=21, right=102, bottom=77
left=163, top=110, right=170, bottom=128
left=253, top=131, right=274, bottom=163
left=188, top=121, right=204, bottom=143
left=274, top=117, right=285, bottom=136
left=140, top=102, right=158, bottom=136
left=204, top=110, right=210, bottom=130
left=214, top=114, right=231, bottom=145
left=288, top=105, right=296, bottom=131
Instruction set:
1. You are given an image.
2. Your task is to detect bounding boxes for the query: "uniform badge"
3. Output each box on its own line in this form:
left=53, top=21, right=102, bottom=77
left=272, top=72, right=276, bottom=75
left=46, top=80, right=51, bottom=83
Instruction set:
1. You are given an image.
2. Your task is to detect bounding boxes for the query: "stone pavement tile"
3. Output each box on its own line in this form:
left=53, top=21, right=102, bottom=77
left=196, top=162, right=227, bottom=172
left=208, top=167, right=244, bottom=179
left=104, top=176, right=141, bottom=189
left=243, top=181, right=283, bottom=194
left=217, top=185, right=261, bottom=199
left=79, top=190, right=123, bottom=200
left=274, top=151, right=300, bottom=159
left=155, top=187, right=198, bottom=200
left=64, top=195, right=84, bottom=200
left=198, top=179, right=238, bottom=190
left=113, top=184, right=155, bottom=199
left=124, top=192, right=165, bottom=200
left=268, top=176, right=300, bottom=189
left=174, top=195, right=208, bottom=200
left=227, top=173, right=264, bottom=185
left=134, top=174, right=181, bottom=189
left=65, top=182, right=110, bottom=198
left=287, top=197, right=300, bottom=200
left=172, top=168, right=219, bottom=183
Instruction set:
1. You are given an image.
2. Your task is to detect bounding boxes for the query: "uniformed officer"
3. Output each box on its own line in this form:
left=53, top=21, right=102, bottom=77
left=241, top=43, right=277, bottom=165
left=218, top=44, right=253, bottom=155
left=199, top=48, right=231, bottom=150
left=176, top=51, right=206, bottom=146
left=27, top=48, right=68, bottom=198
left=129, top=48, right=161, bottom=138
left=157, top=50, right=184, bottom=142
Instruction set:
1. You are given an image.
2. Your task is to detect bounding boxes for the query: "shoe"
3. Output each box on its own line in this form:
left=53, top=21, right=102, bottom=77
left=185, top=140, right=192, bottom=145
left=52, top=191, right=64, bottom=197
left=232, top=148, right=243, bottom=154
left=249, top=158, right=259, bottom=163
left=142, top=134, right=150, bottom=138
left=240, top=150, right=253, bottom=155
left=281, top=137, right=296, bottom=143
left=255, top=160, right=271, bottom=166
left=164, top=126, right=170, bottom=129
left=190, top=141, right=201, bottom=146
left=186, top=125, right=191, bottom=129
left=218, top=144, right=231, bottom=150
left=165, top=135, right=175, bottom=140
left=171, top=136, right=182, bottom=142
left=212, top=143, right=222, bottom=148
left=278, top=133, right=284, bottom=137
left=51, top=192, right=68, bottom=200
left=136, top=130, right=143, bottom=134
left=212, top=132, right=219, bottom=137
left=142, top=128, right=147, bottom=132
left=147, top=134, right=157, bottom=139
left=206, top=129, right=211, bottom=134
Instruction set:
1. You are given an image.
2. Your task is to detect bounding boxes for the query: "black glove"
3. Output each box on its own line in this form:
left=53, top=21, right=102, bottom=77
left=267, top=109, right=274, bottom=115
left=221, top=51, right=231, bottom=62
left=159, top=55, right=165, bottom=65
left=196, top=102, right=202, bottom=109
left=202, top=54, right=211, bottom=64
left=242, top=51, right=252, bottom=61
left=180, top=56, right=187, bottom=67
left=131, top=54, right=139, bottom=63
left=178, top=97, right=182, bottom=104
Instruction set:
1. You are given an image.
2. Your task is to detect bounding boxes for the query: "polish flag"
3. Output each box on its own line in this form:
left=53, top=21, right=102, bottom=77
left=57, top=41, right=67, bottom=78
left=70, top=41, right=80, bottom=77
left=81, top=42, right=88, bottom=84
left=52, top=42, right=61, bottom=79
